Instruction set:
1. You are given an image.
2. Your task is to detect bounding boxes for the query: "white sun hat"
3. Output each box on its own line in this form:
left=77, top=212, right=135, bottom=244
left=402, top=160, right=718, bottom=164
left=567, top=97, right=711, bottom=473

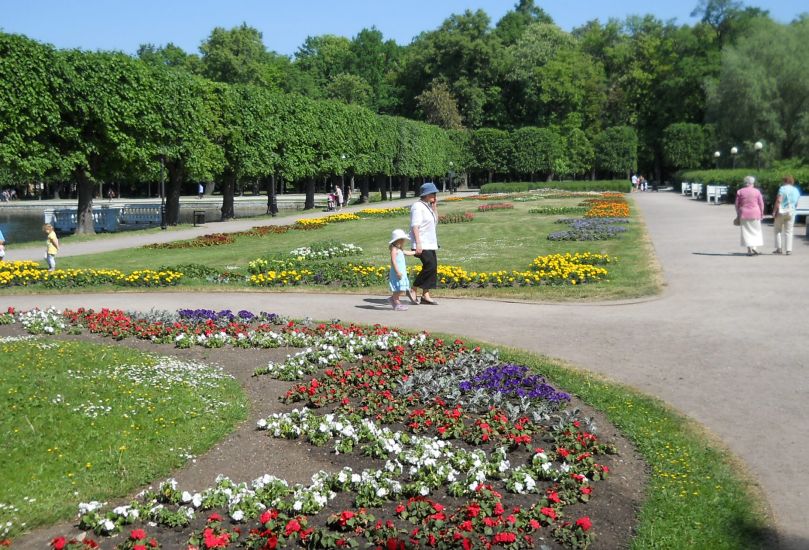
left=388, top=228, right=410, bottom=244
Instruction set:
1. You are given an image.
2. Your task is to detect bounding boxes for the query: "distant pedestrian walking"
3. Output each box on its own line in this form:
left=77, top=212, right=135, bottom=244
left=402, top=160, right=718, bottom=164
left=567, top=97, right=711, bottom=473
left=198, top=183, right=204, bottom=199
left=0, top=228, right=5, bottom=261
left=334, top=185, right=343, bottom=211
left=772, top=175, right=800, bottom=255
left=735, top=176, right=764, bottom=256
left=43, top=224, right=59, bottom=271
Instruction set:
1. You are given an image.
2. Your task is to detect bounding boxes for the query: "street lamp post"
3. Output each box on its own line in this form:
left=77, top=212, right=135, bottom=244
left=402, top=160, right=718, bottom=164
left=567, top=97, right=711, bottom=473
left=448, top=162, right=455, bottom=194
left=159, top=156, right=167, bottom=230
left=714, top=151, right=721, bottom=170
left=754, top=141, right=763, bottom=171
left=730, top=146, right=738, bottom=169
left=340, top=154, right=346, bottom=206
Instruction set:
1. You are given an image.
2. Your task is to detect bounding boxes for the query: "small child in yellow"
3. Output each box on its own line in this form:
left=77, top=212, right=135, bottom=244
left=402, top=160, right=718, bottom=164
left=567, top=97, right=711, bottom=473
left=388, top=229, right=416, bottom=311
left=43, top=223, right=59, bottom=271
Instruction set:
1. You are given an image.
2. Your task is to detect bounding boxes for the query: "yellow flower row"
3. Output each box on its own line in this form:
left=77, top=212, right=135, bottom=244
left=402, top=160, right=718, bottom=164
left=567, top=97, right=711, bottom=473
left=0, top=262, right=182, bottom=287
left=248, top=269, right=313, bottom=286
left=357, top=207, right=409, bottom=216
left=323, top=213, right=360, bottom=223
left=295, top=218, right=328, bottom=228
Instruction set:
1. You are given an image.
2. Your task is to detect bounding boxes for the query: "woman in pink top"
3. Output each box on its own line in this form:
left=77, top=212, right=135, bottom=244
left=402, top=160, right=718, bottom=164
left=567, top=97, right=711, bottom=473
left=735, top=175, right=765, bottom=256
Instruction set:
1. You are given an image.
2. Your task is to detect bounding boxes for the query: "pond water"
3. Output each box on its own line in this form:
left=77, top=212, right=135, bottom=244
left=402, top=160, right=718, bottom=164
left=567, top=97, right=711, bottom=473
left=0, top=204, right=273, bottom=244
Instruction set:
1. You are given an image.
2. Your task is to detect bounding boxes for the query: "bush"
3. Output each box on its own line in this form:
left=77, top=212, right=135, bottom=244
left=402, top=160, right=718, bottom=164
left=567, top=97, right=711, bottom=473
left=480, top=181, right=631, bottom=194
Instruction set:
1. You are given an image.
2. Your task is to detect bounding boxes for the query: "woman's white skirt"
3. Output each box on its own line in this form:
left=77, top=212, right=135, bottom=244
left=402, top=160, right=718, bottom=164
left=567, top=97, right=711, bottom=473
left=740, top=219, right=763, bottom=247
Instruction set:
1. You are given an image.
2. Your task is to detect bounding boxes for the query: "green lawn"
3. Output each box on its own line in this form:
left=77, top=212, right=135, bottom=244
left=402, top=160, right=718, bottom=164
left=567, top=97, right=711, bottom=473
left=52, top=194, right=661, bottom=301
left=0, top=338, right=246, bottom=537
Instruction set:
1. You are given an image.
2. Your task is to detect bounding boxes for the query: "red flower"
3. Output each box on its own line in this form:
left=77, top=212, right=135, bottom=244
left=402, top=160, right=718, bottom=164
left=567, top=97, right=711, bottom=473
left=493, top=532, right=516, bottom=543
left=207, top=513, right=223, bottom=523
left=51, top=537, right=67, bottom=550
left=529, top=519, right=540, bottom=530
left=576, top=517, right=592, bottom=531
left=134, top=545, right=147, bottom=550
left=130, top=529, right=147, bottom=540
left=285, top=519, right=301, bottom=536
left=547, top=491, right=561, bottom=503
left=581, top=486, right=592, bottom=495
left=540, top=507, right=557, bottom=520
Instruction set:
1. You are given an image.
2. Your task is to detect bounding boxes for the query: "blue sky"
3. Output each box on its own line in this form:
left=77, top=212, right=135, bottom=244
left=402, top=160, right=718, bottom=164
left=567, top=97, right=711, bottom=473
left=2, top=1, right=806, bottom=57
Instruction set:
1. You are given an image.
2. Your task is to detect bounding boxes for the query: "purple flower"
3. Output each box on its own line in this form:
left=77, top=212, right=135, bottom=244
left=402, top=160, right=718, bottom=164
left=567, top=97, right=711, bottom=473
left=459, top=364, right=570, bottom=403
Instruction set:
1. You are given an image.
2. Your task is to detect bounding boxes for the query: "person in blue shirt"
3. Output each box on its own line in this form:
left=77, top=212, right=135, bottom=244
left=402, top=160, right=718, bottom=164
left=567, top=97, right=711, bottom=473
left=772, top=175, right=801, bottom=255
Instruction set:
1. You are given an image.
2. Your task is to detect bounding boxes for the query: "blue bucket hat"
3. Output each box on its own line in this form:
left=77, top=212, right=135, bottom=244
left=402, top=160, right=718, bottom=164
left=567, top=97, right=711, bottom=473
left=419, top=182, right=439, bottom=197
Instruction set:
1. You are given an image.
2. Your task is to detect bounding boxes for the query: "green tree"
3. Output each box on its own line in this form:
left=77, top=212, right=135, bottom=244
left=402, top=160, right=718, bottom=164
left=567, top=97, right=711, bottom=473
left=662, top=122, right=711, bottom=170
left=492, top=0, right=554, bottom=46
left=199, top=23, right=285, bottom=89
left=706, top=16, right=809, bottom=160
left=416, top=81, right=464, bottom=129
left=472, top=128, right=511, bottom=183
left=594, top=126, right=638, bottom=178
left=348, top=27, right=402, bottom=113
left=293, top=34, right=352, bottom=98
left=396, top=10, right=500, bottom=126
left=0, top=33, right=61, bottom=184
left=326, top=73, right=372, bottom=106
left=149, top=67, right=225, bottom=224
left=137, top=42, right=201, bottom=73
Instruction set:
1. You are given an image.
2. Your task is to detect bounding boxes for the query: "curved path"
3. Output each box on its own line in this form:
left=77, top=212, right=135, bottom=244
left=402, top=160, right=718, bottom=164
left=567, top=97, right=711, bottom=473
left=3, top=192, right=808, bottom=548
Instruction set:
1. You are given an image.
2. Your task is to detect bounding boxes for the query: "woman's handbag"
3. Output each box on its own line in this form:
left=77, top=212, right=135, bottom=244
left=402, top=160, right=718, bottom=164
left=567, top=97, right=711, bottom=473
left=733, top=217, right=740, bottom=226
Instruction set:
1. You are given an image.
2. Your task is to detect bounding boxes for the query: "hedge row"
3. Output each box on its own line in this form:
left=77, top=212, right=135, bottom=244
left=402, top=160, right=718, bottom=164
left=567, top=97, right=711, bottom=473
left=480, top=181, right=632, bottom=194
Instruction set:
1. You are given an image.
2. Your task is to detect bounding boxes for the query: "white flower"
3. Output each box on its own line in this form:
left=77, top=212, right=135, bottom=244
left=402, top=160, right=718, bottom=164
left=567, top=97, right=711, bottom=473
left=101, top=519, right=115, bottom=533
left=232, top=510, right=244, bottom=522
left=181, top=491, right=192, bottom=503
left=192, top=493, right=203, bottom=508
left=256, top=419, right=268, bottom=429
left=293, top=501, right=302, bottom=511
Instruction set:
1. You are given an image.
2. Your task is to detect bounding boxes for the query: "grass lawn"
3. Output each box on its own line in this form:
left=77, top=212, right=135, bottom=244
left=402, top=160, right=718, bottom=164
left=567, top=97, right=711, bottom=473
left=48, top=194, right=661, bottom=301
left=0, top=337, right=246, bottom=538
left=500, top=347, right=771, bottom=549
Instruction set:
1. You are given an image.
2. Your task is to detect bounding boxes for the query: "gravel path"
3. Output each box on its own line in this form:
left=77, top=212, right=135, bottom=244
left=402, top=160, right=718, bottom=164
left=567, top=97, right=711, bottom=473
left=4, top=191, right=807, bottom=548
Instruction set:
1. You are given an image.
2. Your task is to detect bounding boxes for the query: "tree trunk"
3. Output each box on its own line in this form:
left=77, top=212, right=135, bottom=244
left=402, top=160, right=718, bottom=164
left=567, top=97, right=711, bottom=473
left=359, top=175, right=369, bottom=203
left=165, top=162, right=184, bottom=226
left=304, top=176, right=315, bottom=209
left=220, top=171, right=236, bottom=220
left=74, top=168, right=96, bottom=235
left=379, top=175, right=387, bottom=200
left=267, top=174, right=278, bottom=216
left=399, top=176, right=408, bottom=199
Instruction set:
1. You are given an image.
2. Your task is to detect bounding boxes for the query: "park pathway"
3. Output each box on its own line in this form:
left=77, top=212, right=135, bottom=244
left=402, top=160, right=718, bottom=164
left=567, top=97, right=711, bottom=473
left=3, top=192, right=808, bottom=548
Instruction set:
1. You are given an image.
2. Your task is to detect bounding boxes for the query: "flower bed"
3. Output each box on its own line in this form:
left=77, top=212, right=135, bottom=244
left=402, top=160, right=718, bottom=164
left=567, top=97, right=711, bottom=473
left=4, top=307, right=616, bottom=549
left=581, top=198, right=631, bottom=219
left=144, top=233, right=235, bottom=249
left=246, top=251, right=614, bottom=289
left=548, top=218, right=629, bottom=241
left=289, top=241, right=363, bottom=261
left=0, top=261, right=182, bottom=288
left=529, top=206, right=587, bottom=216
left=477, top=203, right=515, bottom=212
left=357, top=207, right=409, bottom=218
left=438, top=212, right=475, bottom=224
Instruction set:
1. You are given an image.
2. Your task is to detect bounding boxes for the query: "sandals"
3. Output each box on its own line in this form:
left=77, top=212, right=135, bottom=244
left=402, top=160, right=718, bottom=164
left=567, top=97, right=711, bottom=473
left=406, top=289, right=420, bottom=305
left=420, top=297, right=439, bottom=305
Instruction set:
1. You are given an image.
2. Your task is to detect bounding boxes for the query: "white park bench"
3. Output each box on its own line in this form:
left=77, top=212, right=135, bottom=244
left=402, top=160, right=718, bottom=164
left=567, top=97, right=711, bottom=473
left=681, top=182, right=692, bottom=196
left=706, top=184, right=729, bottom=205
left=794, top=196, right=809, bottom=236
left=691, top=182, right=703, bottom=199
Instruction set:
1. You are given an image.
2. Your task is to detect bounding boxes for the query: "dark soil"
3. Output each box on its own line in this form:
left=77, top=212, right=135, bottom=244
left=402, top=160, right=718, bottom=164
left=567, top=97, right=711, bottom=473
left=5, top=325, right=648, bottom=549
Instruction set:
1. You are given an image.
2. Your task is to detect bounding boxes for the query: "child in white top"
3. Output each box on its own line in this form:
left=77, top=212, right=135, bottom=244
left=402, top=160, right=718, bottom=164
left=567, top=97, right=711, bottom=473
left=388, top=229, right=415, bottom=311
